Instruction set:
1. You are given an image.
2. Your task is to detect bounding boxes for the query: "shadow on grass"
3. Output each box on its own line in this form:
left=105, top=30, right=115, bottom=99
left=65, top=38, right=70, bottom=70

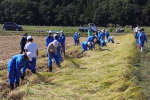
left=64, top=55, right=80, bottom=68
left=101, top=49, right=112, bottom=51
left=35, top=72, right=46, bottom=83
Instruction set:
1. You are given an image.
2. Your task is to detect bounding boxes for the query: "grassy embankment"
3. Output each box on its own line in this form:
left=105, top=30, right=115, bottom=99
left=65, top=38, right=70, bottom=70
left=0, top=34, right=145, bottom=100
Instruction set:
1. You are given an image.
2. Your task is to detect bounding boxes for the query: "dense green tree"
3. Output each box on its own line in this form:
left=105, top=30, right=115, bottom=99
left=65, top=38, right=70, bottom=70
left=0, top=0, right=150, bottom=26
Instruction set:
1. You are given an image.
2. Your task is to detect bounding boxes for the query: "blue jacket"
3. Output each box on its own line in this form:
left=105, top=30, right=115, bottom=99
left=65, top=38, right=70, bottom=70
left=98, top=32, right=105, bottom=40
left=81, top=41, right=88, bottom=52
left=100, top=39, right=106, bottom=47
left=7, top=54, right=26, bottom=77
left=107, top=36, right=114, bottom=43
left=105, top=32, right=109, bottom=37
left=74, top=34, right=79, bottom=40
left=135, top=32, right=140, bottom=39
left=60, top=35, right=66, bottom=44
left=138, top=32, right=148, bottom=46
left=87, top=36, right=95, bottom=42
left=46, top=36, right=54, bottom=47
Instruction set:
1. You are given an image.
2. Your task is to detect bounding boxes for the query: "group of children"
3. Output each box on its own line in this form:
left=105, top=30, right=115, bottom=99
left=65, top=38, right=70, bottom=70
left=7, top=29, right=115, bottom=90
left=8, top=34, right=38, bottom=90
left=134, top=26, right=148, bottom=52
left=46, top=31, right=66, bottom=72
left=7, top=31, right=66, bottom=90
left=73, top=30, right=114, bottom=53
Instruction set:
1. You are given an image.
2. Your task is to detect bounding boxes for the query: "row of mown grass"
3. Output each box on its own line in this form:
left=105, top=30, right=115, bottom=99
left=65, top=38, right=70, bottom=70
left=3, top=34, right=143, bottom=100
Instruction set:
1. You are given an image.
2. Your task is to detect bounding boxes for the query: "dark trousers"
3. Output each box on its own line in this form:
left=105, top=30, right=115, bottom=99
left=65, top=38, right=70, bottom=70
left=20, top=45, right=25, bottom=54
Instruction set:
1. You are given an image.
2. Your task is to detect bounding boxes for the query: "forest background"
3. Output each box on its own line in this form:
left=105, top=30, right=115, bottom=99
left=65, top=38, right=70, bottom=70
left=0, top=0, right=149, bottom=27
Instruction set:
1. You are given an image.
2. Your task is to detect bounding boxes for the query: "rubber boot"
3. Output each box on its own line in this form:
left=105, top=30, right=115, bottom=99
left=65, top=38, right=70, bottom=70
left=10, top=84, right=14, bottom=90
left=49, top=67, right=52, bottom=72
left=22, top=72, right=26, bottom=77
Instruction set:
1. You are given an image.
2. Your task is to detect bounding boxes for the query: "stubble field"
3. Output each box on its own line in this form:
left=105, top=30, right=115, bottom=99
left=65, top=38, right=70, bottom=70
left=0, top=35, right=86, bottom=69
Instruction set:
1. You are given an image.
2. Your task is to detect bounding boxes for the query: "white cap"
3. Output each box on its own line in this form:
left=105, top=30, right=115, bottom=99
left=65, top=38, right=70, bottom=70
left=87, top=42, right=91, bottom=46
left=26, top=52, right=33, bottom=61
left=56, top=31, right=60, bottom=34
left=49, top=31, right=52, bottom=33
left=53, top=40, right=58, bottom=47
left=60, top=30, right=63, bottom=33
left=27, top=36, right=32, bottom=40
left=53, top=34, right=58, bottom=37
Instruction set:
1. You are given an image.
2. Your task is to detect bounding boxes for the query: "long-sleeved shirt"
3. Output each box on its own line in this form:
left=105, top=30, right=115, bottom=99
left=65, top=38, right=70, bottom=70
left=138, top=32, right=148, bottom=46
left=46, top=36, right=54, bottom=47
left=73, top=34, right=79, bottom=40
left=7, top=54, right=26, bottom=77
left=60, top=35, right=66, bottom=44
left=20, top=37, right=27, bottom=47
left=87, top=36, right=95, bottom=42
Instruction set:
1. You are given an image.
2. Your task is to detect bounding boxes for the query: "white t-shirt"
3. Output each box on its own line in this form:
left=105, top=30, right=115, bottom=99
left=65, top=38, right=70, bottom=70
left=24, top=42, right=38, bottom=57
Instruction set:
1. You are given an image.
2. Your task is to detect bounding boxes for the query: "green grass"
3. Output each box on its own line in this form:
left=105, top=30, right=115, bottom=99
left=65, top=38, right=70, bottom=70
left=8, top=34, right=143, bottom=100
left=0, top=24, right=150, bottom=37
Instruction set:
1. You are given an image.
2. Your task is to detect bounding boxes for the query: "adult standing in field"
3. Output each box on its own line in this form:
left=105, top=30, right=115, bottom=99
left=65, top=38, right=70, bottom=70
left=137, top=29, right=148, bottom=52
left=7, top=52, right=33, bottom=90
left=60, top=30, right=66, bottom=55
left=19, top=33, right=29, bottom=54
left=88, top=28, right=92, bottom=37
left=46, top=31, right=54, bottom=56
left=47, top=39, right=62, bottom=72
left=22, top=36, right=38, bottom=73
left=73, top=32, right=79, bottom=46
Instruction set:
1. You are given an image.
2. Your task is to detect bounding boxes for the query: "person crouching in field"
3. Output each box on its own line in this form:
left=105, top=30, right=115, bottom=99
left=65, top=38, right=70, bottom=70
left=87, top=35, right=96, bottom=49
left=137, top=29, right=148, bottom=52
left=106, top=36, right=114, bottom=43
left=47, top=38, right=63, bottom=72
left=7, top=52, right=33, bottom=90
left=81, top=41, right=92, bottom=53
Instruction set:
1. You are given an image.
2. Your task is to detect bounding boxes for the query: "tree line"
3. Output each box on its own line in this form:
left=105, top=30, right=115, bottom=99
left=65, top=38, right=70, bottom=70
left=0, top=0, right=150, bottom=27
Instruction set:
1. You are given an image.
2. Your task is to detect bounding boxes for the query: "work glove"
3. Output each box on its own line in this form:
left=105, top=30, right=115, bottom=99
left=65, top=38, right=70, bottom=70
left=31, top=70, right=36, bottom=74
left=20, top=76, right=24, bottom=80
